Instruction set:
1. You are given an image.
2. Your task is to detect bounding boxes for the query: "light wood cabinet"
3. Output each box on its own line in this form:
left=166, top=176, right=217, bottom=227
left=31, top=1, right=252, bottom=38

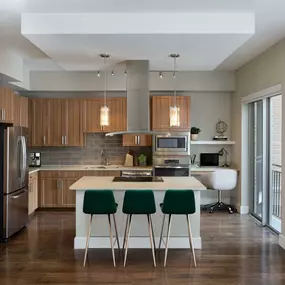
left=60, top=178, right=77, bottom=208
left=40, top=178, right=59, bottom=208
left=151, top=96, right=190, bottom=131
left=122, top=134, right=152, bottom=146
left=0, top=88, right=14, bottom=123
left=28, top=172, right=38, bottom=215
left=103, top=98, right=127, bottom=132
left=29, top=98, right=83, bottom=147
left=20, top=96, right=29, bottom=128
left=38, top=170, right=120, bottom=208
left=28, top=98, right=51, bottom=147
left=83, top=97, right=127, bottom=133
left=62, top=99, right=83, bottom=146
left=83, top=98, right=102, bottom=133
left=14, top=95, right=28, bottom=127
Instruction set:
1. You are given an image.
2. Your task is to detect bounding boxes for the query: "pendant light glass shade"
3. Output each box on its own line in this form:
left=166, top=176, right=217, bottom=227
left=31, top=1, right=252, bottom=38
left=99, top=53, right=110, bottom=127
left=100, top=105, right=109, bottom=126
left=169, top=53, right=180, bottom=127
left=170, top=105, right=180, bottom=127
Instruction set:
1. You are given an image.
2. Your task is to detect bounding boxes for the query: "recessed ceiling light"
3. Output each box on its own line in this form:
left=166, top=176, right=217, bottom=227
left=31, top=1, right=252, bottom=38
left=159, top=72, right=163, bottom=79
left=97, top=71, right=100, bottom=77
left=111, top=70, right=114, bottom=76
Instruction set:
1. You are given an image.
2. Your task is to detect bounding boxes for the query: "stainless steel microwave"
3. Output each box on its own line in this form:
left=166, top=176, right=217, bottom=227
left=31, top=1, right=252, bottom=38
left=153, top=132, right=190, bottom=155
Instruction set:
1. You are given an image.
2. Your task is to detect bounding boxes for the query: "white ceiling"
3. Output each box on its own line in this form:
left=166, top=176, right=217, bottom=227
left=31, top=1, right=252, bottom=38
left=0, top=0, right=285, bottom=73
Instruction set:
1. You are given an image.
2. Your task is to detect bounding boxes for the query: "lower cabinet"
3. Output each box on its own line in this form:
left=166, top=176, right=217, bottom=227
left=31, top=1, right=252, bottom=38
left=38, top=170, right=121, bottom=208
left=28, top=172, right=38, bottom=215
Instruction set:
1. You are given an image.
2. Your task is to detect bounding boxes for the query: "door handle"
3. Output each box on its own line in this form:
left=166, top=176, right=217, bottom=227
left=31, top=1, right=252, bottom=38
left=11, top=188, right=28, bottom=199
left=61, top=136, right=64, bottom=145
left=43, top=136, right=46, bottom=145
left=0, top=109, right=3, bottom=120
left=3, top=109, right=5, bottom=120
left=65, top=136, right=67, bottom=145
left=137, top=135, right=140, bottom=145
left=135, top=136, right=138, bottom=145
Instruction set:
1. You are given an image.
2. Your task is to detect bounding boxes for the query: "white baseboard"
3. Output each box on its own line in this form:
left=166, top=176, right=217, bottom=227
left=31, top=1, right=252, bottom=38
left=238, top=205, right=249, bottom=214
left=279, top=234, right=285, bottom=249
left=74, top=237, right=202, bottom=249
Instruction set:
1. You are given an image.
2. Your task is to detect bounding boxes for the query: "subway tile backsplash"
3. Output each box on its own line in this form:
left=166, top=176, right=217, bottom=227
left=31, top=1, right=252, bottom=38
left=29, top=134, right=152, bottom=166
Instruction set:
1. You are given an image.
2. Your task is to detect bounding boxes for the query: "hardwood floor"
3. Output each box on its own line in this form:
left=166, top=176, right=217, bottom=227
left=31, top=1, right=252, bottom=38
left=1, top=212, right=285, bottom=285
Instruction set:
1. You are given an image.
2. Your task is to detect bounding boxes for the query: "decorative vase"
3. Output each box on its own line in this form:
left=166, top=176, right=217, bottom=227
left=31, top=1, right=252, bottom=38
left=191, top=134, right=198, bottom=141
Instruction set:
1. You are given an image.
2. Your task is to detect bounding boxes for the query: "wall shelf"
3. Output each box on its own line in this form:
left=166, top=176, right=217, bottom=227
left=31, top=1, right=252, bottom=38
left=191, top=141, right=235, bottom=145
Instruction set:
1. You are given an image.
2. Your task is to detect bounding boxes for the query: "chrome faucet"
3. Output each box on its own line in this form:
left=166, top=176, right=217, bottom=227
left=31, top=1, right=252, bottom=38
left=100, top=149, right=109, bottom=166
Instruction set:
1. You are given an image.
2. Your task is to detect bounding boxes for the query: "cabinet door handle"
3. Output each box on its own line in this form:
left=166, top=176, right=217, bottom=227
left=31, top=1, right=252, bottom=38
left=137, top=135, right=140, bottom=145
left=0, top=109, right=2, bottom=120
left=61, top=136, right=64, bottom=145
left=57, top=179, right=59, bottom=190
left=43, top=136, right=46, bottom=145
left=135, top=136, right=137, bottom=145
left=3, top=109, right=5, bottom=120
left=65, top=136, right=67, bottom=145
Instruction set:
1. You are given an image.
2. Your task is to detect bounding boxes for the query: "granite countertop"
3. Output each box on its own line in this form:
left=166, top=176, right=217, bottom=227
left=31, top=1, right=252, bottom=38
left=70, top=176, right=207, bottom=191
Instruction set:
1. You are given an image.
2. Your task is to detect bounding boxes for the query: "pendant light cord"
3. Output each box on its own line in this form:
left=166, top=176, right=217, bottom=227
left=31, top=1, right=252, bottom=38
left=173, top=56, right=177, bottom=106
left=104, top=56, right=107, bottom=106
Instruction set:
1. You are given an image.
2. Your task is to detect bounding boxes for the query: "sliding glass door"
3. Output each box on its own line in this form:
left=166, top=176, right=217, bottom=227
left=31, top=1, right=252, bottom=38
left=248, top=94, right=282, bottom=232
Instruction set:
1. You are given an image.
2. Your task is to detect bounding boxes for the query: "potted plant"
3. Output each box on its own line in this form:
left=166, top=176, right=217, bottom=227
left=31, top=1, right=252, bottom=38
left=138, top=154, right=147, bottom=166
left=191, top=127, right=201, bottom=141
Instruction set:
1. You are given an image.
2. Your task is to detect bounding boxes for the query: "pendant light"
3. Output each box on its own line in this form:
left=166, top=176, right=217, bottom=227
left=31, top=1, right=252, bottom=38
left=100, top=53, right=110, bottom=127
left=169, top=53, right=180, bottom=127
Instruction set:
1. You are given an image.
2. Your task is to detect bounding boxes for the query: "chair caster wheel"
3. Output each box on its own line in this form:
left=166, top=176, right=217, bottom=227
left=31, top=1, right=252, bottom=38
left=229, top=210, right=233, bottom=214
left=203, top=207, right=207, bottom=211
left=209, top=210, right=214, bottom=214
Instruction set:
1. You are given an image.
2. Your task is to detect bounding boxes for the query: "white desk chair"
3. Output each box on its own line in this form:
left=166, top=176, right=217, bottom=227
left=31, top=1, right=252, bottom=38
left=200, top=169, right=238, bottom=214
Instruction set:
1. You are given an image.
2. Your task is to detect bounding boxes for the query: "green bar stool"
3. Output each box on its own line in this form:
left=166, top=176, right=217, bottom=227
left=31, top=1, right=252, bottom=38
left=122, top=190, right=156, bottom=267
left=83, top=190, right=120, bottom=267
left=159, top=190, right=197, bottom=268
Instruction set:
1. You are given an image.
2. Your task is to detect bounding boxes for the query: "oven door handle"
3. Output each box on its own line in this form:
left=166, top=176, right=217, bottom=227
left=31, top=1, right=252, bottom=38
left=154, top=165, right=190, bottom=169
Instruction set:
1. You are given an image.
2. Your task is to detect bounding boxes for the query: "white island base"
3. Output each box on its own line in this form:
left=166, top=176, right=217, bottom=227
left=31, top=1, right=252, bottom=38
left=70, top=176, right=206, bottom=249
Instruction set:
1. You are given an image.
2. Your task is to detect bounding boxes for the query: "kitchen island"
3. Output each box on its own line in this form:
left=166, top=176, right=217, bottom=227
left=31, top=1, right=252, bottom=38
left=70, top=176, right=206, bottom=249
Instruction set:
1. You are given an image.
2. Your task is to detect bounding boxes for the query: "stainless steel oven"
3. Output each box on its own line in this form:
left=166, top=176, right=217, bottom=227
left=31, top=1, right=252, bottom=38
left=153, top=132, right=190, bottom=156
left=153, top=156, right=190, bottom=177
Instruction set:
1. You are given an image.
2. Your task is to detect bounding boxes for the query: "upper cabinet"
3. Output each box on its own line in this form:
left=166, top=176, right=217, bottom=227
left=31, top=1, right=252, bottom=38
left=0, top=88, right=14, bottom=124
left=151, top=96, right=190, bottom=132
left=122, top=134, right=152, bottom=147
left=14, top=95, right=28, bottom=127
left=29, top=98, right=83, bottom=147
left=61, top=99, right=83, bottom=146
left=83, top=97, right=127, bottom=133
left=28, top=98, right=51, bottom=147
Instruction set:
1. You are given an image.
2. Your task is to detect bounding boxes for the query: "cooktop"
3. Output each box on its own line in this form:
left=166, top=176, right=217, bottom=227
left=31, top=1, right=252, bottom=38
left=112, top=177, right=164, bottom=182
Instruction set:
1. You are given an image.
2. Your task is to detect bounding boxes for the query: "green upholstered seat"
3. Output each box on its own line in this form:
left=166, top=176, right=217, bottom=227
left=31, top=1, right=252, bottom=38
left=160, top=190, right=196, bottom=214
left=83, top=190, right=117, bottom=215
left=122, top=190, right=156, bottom=214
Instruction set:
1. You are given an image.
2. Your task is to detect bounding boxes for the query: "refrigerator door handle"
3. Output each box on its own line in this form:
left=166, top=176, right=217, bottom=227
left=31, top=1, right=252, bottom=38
left=17, top=137, right=23, bottom=180
left=22, top=136, right=27, bottom=180
left=10, top=188, right=29, bottom=199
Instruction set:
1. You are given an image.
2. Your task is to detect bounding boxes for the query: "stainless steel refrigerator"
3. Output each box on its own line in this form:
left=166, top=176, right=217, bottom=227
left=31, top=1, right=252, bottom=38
left=1, top=126, right=28, bottom=241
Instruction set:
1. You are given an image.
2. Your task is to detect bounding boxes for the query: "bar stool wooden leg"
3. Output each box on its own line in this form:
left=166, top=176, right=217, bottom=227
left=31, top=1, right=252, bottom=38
left=108, top=214, right=116, bottom=267
left=83, top=214, right=93, bottom=267
left=147, top=214, right=156, bottom=267
left=159, top=214, right=166, bottom=249
left=112, top=214, right=120, bottom=250
left=164, top=214, right=172, bottom=267
left=186, top=214, right=197, bottom=267
left=124, top=214, right=132, bottom=267
left=150, top=215, right=156, bottom=251
left=123, top=214, right=129, bottom=250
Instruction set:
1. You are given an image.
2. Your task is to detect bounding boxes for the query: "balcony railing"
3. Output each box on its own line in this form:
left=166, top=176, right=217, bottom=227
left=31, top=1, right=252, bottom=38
left=272, top=164, right=282, bottom=219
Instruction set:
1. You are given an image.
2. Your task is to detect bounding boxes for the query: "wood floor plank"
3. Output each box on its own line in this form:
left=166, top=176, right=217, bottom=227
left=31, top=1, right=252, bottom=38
left=1, top=212, right=285, bottom=284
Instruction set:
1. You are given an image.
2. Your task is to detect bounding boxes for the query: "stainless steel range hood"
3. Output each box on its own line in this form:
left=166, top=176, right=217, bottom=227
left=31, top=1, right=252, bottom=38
left=105, top=60, right=170, bottom=136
